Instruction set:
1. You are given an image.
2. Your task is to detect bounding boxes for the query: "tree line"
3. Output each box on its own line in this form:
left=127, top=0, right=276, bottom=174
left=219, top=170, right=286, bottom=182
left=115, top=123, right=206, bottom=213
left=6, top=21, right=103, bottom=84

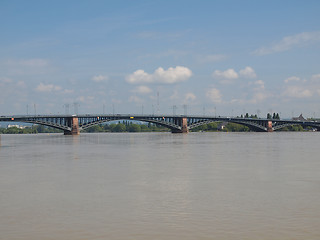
left=238, top=112, right=280, bottom=119
left=83, top=121, right=168, bottom=133
left=0, top=125, right=63, bottom=134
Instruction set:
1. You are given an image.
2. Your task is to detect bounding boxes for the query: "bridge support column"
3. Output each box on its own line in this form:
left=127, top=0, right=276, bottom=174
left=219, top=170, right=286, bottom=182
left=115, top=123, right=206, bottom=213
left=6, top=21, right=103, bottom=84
left=172, top=117, right=189, bottom=133
left=267, top=120, right=273, bottom=132
left=64, top=117, right=80, bottom=135
left=181, top=117, right=189, bottom=133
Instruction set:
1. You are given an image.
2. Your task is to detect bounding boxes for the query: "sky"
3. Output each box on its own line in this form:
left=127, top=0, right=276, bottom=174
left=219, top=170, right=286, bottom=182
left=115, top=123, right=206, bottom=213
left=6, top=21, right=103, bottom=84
left=1, top=0, right=320, bottom=118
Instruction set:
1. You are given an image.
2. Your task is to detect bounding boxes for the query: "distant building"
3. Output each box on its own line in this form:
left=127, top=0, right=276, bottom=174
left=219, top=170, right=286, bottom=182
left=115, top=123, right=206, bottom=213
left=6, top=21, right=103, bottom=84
left=292, top=114, right=306, bottom=121
left=7, top=124, right=26, bottom=129
left=218, top=122, right=227, bottom=130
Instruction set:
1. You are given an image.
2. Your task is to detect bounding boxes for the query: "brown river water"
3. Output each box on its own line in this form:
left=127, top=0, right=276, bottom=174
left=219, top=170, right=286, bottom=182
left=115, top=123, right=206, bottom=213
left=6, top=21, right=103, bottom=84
left=0, top=132, right=319, bottom=240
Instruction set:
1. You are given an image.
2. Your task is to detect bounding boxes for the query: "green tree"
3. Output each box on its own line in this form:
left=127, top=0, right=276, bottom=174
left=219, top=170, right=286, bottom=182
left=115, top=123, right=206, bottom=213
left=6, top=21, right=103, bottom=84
left=290, top=125, right=304, bottom=131
left=207, top=122, right=218, bottom=131
left=140, top=124, right=149, bottom=132
left=86, top=125, right=104, bottom=133
left=225, top=123, right=249, bottom=132
left=113, top=123, right=126, bottom=132
left=127, top=124, right=141, bottom=132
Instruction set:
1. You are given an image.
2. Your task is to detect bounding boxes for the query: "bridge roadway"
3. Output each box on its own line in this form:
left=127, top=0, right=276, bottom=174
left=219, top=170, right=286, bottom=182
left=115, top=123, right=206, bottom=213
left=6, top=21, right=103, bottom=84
left=1, top=114, right=320, bottom=135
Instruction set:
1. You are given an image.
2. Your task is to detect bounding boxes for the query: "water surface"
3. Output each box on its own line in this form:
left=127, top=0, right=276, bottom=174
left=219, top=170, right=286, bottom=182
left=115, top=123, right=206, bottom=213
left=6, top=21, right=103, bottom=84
left=0, top=132, right=319, bottom=239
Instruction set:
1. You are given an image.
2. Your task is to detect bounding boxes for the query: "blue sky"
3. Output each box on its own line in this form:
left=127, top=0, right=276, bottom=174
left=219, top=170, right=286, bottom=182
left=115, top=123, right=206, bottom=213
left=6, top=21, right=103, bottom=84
left=1, top=0, right=320, bottom=118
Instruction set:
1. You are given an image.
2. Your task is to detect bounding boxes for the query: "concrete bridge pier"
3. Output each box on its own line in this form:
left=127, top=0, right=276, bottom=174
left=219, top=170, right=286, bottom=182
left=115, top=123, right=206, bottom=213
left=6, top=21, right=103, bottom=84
left=267, top=120, right=273, bottom=132
left=64, top=117, right=80, bottom=135
left=172, top=117, right=189, bottom=133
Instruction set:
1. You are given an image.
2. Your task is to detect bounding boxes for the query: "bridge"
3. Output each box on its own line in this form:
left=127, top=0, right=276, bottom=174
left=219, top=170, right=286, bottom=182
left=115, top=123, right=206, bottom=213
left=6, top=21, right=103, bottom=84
left=1, top=114, right=320, bottom=135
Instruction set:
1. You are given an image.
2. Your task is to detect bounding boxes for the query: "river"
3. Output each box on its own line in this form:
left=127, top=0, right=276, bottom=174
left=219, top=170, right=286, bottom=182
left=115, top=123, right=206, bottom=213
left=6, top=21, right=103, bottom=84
left=0, top=132, right=319, bottom=240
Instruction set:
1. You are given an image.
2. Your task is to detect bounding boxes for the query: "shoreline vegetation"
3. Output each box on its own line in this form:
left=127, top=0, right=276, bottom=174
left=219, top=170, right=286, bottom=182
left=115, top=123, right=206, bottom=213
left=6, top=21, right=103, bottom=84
left=0, top=121, right=310, bottom=134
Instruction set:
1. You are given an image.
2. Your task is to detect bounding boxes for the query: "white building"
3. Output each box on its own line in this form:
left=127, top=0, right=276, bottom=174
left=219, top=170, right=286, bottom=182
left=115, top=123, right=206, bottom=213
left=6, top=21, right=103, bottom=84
left=7, top=124, right=26, bottom=129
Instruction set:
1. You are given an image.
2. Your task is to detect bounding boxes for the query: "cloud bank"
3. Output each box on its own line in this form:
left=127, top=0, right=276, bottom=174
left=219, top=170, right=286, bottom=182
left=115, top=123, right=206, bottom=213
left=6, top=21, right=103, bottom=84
left=131, top=85, right=152, bottom=94
left=282, top=74, right=320, bottom=98
left=253, top=31, right=320, bottom=55
left=126, top=66, right=192, bottom=84
left=35, top=83, right=61, bottom=92
left=212, top=66, right=257, bottom=84
left=206, top=88, right=222, bottom=103
left=213, top=69, right=238, bottom=80
left=91, top=75, right=108, bottom=82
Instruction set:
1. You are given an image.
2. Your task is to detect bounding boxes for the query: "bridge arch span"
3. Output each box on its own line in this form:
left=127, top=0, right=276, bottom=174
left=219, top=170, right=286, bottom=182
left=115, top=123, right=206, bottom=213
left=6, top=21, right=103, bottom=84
left=23, top=120, right=70, bottom=132
left=80, top=117, right=182, bottom=132
left=188, top=119, right=268, bottom=132
left=228, top=120, right=268, bottom=132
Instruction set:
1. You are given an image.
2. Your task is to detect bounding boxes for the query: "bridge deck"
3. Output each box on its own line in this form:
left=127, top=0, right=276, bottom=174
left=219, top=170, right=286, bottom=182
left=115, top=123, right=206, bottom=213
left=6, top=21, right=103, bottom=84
left=1, top=114, right=319, bottom=134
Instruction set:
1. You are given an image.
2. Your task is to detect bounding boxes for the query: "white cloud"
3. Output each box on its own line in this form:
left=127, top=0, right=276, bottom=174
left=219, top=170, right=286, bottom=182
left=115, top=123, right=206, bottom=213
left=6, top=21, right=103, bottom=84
left=77, top=96, right=86, bottom=103
left=3, top=58, right=52, bottom=76
left=77, top=96, right=94, bottom=103
left=126, top=69, right=153, bottom=84
left=185, top=92, right=196, bottom=101
left=282, top=73, right=320, bottom=99
left=112, top=98, right=122, bottom=104
left=231, top=79, right=269, bottom=105
left=62, top=89, right=74, bottom=94
left=311, top=74, right=320, bottom=82
left=250, top=92, right=268, bottom=104
left=212, top=66, right=256, bottom=83
left=154, top=66, right=192, bottom=84
left=35, top=83, right=61, bottom=92
left=16, top=81, right=26, bottom=88
left=239, top=66, right=257, bottom=78
left=169, top=90, right=179, bottom=100
left=206, top=88, right=222, bottom=103
left=126, top=66, right=192, bottom=84
left=129, top=95, right=143, bottom=103
left=91, top=75, right=108, bottom=82
left=212, top=68, right=238, bottom=80
left=253, top=31, right=320, bottom=55
left=132, top=85, right=152, bottom=94
left=230, top=91, right=269, bottom=105
left=283, top=85, right=313, bottom=98
left=0, top=77, right=13, bottom=84
left=284, top=76, right=301, bottom=83
left=249, top=80, right=265, bottom=90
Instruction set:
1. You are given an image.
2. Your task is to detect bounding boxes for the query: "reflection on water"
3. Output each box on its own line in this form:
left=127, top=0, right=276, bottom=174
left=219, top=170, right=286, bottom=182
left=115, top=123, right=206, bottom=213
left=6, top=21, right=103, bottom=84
left=0, top=132, right=319, bottom=240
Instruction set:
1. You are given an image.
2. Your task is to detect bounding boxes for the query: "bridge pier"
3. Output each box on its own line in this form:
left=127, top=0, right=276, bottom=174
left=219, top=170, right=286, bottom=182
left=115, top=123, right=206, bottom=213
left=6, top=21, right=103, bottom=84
left=267, top=120, right=273, bottom=132
left=64, top=117, right=80, bottom=135
left=171, top=117, right=189, bottom=133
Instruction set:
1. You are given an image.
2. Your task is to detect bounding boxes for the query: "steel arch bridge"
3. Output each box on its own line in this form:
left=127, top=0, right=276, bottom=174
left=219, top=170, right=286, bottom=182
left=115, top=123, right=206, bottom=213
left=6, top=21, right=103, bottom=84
left=1, top=114, right=320, bottom=135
